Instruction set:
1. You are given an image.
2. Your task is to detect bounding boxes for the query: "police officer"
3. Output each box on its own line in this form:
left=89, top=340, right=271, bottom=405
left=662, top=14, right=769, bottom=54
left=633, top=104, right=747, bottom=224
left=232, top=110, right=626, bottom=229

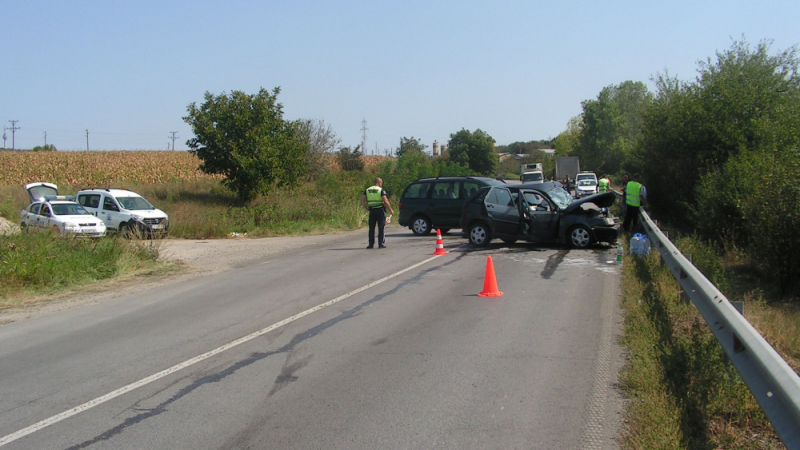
left=623, top=173, right=647, bottom=232
left=598, top=175, right=610, bottom=193
left=361, top=178, right=394, bottom=249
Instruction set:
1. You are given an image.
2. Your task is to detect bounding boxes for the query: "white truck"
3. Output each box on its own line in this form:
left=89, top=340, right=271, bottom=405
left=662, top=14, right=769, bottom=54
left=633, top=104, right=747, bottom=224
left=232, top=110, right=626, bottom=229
left=75, top=188, right=169, bottom=237
left=520, top=163, right=544, bottom=183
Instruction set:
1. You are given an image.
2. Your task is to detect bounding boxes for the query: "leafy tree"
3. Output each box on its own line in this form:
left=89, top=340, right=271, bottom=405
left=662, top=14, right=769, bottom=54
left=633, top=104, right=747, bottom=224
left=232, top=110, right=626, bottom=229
left=575, top=81, right=651, bottom=176
left=640, top=39, right=800, bottom=224
left=184, top=87, right=305, bottom=202
left=292, top=119, right=340, bottom=178
left=31, top=144, right=57, bottom=151
left=552, top=116, right=581, bottom=157
left=395, top=136, right=427, bottom=158
left=447, top=128, right=498, bottom=176
left=336, top=145, right=365, bottom=172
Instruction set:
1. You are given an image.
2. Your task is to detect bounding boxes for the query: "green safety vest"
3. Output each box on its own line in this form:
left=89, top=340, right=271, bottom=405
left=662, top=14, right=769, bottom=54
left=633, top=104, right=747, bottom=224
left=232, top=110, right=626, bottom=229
left=598, top=178, right=609, bottom=192
left=365, top=185, right=384, bottom=208
left=626, top=181, right=642, bottom=207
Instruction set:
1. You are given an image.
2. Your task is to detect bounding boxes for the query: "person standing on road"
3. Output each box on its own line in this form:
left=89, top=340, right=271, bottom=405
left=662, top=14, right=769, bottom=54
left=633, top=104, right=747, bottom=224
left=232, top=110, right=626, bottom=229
left=598, top=175, right=610, bottom=193
left=623, top=173, right=647, bottom=232
left=361, top=178, right=394, bottom=249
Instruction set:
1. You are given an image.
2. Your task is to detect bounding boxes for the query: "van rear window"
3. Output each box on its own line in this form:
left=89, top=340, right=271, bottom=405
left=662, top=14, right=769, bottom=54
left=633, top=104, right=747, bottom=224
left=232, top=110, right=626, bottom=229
left=403, top=183, right=430, bottom=199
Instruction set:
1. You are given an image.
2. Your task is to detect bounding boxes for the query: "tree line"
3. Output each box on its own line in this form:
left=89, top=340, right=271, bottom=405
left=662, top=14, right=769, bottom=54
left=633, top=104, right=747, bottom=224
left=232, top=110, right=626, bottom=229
left=554, top=39, right=800, bottom=293
left=182, top=88, right=500, bottom=203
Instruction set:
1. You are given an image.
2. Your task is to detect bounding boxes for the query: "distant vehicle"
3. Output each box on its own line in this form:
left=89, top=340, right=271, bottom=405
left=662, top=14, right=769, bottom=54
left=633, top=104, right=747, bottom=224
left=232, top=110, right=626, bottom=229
left=21, top=182, right=107, bottom=237
left=520, top=163, right=544, bottom=183
left=555, top=157, right=580, bottom=182
left=461, top=181, right=618, bottom=249
left=398, top=176, right=506, bottom=236
left=575, top=179, right=598, bottom=198
left=575, top=172, right=598, bottom=198
left=576, top=171, right=598, bottom=184
left=76, top=188, right=169, bottom=237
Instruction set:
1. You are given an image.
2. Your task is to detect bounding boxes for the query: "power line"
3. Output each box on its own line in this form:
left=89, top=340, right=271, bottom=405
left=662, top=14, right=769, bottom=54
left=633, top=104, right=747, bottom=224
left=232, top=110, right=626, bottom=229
left=360, top=119, right=368, bottom=155
left=8, top=120, right=20, bottom=150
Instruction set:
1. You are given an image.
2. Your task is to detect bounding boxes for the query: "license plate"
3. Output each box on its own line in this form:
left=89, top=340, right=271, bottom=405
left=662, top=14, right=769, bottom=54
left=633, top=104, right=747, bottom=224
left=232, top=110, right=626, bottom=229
left=151, top=224, right=164, bottom=230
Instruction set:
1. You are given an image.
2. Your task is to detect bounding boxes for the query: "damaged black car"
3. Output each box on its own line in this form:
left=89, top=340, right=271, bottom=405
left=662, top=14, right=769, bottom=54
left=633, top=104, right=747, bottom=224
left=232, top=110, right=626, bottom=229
left=461, top=182, right=619, bottom=249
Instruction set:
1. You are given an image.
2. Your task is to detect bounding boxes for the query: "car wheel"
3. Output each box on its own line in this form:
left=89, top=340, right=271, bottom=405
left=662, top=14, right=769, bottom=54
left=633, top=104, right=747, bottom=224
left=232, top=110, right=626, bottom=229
left=52, top=225, right=61, bottom=235
left=569, top=225, right=593, bottom=249
left=501, top=239, right=517, bottom=245
left=411, top=216, right=432, bottom=236
left=469, top=223, right=491, bottom=247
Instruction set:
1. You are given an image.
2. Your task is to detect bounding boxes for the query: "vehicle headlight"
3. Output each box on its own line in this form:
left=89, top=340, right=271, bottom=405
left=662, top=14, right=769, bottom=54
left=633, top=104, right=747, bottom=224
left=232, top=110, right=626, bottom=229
left=64, top=222, right=79, bottom=230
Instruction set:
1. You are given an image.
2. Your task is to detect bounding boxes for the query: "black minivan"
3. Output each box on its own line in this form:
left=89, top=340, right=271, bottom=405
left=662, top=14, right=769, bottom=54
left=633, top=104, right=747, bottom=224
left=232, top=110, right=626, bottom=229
left=398, top=177, right=506, bottom=235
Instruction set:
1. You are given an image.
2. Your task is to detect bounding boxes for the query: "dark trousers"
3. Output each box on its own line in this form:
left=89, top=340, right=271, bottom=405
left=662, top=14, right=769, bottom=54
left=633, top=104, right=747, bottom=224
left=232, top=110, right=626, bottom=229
left=368, top=207, right=386, bottom=247
left=623, top=205, right=640, bottom=232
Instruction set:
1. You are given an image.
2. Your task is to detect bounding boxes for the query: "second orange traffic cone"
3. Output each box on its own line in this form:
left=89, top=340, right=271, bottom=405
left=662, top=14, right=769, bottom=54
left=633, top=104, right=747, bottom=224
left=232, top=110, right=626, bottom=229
left=478, top=255, right=503, bottom=297
left=433, top=229, right=448, bottom=255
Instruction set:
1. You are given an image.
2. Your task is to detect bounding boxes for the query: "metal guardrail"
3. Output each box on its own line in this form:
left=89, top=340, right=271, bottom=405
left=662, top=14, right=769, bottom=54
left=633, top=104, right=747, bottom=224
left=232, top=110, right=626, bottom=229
left=635, top=208, right=800, bottom=449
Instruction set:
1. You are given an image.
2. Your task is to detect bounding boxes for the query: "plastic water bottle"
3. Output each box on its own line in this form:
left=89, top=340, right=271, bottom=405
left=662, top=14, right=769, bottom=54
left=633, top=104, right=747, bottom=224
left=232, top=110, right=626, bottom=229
left=629, top=234, right=641, bottom=256
left=616, top=243, right=623, bottom=264
left=641, top=235, right=651, bottom=256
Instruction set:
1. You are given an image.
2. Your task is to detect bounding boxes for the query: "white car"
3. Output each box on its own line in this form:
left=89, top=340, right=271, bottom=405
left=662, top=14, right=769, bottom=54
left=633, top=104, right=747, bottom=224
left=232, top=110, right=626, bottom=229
left=575, top=179, right=599, bottom=198
left=21, top=182, right=107, bottom=237
left=76, top=188, right=169, bottom=237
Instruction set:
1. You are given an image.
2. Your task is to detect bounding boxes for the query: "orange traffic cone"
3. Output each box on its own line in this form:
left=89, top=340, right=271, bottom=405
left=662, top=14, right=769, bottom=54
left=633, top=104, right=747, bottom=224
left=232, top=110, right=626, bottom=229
left=478, top=255, right=503, bottom=297
left=433, top=229, right=448, bottom=255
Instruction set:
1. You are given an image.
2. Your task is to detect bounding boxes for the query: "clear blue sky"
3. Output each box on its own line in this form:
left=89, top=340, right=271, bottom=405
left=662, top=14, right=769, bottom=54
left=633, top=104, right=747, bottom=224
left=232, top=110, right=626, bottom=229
left=3, top=1, right=800, bottom=153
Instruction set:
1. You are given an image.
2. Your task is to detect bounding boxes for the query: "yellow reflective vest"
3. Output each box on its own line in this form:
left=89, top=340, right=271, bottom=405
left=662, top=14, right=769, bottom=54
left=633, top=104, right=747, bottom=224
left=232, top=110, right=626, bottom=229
left=626, top=181, right=642, bottom=207
left=598, top=178, right=610, bottom=192
left=365, top=185, right=384, bottom=208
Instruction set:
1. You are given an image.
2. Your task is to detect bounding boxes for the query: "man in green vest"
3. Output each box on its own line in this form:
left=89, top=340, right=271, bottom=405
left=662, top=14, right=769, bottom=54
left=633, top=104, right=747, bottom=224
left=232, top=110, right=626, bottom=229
left=623, top=173, right=647, bottom=232
left=598, top=175, right=610, bottom=193
left=361, top=177, right=395, bottom=249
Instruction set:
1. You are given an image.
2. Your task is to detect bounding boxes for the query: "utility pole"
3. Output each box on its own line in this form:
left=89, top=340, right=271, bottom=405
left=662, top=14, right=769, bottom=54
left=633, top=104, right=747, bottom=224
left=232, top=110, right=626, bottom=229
left=8, top=120, right=20, bottom=150
left=374, top=143, right=378, bottom=156
left=44, top=131, right=47, bottom=148
left=169, top=131, right=178, bottom=151
left=2, top=127, right=6, bottom=150
left=86, top=129, right=90, bottom=151
left=360, top=119, right=368, bottom=155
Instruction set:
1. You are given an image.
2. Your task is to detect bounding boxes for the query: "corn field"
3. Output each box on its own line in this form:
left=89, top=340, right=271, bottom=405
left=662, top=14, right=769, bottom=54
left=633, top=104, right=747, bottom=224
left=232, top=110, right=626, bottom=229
left=0, top=151, right=389, bottom=187
left=0, top=151, right=221, bottom=186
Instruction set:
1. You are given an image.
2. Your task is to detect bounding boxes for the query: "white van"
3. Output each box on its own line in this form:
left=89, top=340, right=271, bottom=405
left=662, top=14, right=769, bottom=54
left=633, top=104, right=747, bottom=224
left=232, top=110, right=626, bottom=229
left=76, top=188, right=169, bottom=237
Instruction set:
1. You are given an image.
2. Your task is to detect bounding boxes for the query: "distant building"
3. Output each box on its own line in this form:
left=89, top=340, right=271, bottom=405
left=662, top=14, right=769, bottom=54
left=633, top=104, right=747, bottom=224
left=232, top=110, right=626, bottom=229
left=540, top=149, right=556, bottom=157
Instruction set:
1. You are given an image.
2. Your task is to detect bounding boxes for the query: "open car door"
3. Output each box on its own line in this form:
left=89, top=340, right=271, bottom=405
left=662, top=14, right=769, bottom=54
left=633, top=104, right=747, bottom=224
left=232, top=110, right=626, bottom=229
left=520, top=190, right=559, bottom=240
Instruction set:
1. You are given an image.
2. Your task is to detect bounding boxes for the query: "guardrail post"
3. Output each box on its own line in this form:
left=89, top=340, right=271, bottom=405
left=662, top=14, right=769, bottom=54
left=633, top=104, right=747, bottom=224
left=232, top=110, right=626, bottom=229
left=724, top=301, right=747, bottom=369
left=680, top=254, right=692, bottom=304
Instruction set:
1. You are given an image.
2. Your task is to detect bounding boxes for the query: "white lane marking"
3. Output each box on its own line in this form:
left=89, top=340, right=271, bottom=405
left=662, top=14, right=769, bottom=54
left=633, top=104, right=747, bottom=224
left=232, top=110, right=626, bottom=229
left=0, top=254, right=444, bottom=447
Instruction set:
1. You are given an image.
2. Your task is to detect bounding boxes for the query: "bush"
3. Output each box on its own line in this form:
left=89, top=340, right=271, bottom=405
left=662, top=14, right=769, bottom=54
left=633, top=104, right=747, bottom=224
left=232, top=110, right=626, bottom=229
left=337, top=146, right=365, bottom=172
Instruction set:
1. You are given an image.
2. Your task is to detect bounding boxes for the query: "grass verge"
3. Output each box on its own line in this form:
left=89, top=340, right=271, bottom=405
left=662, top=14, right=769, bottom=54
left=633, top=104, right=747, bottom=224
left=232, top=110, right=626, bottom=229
left=0, top=232, right=173, bottom=309
left=619, top=234, right=790, bottom=449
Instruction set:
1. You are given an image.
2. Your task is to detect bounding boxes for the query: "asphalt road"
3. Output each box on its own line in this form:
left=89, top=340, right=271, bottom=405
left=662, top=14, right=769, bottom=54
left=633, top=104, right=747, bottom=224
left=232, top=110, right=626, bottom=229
left=0, top=230, right=625, bottom=449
